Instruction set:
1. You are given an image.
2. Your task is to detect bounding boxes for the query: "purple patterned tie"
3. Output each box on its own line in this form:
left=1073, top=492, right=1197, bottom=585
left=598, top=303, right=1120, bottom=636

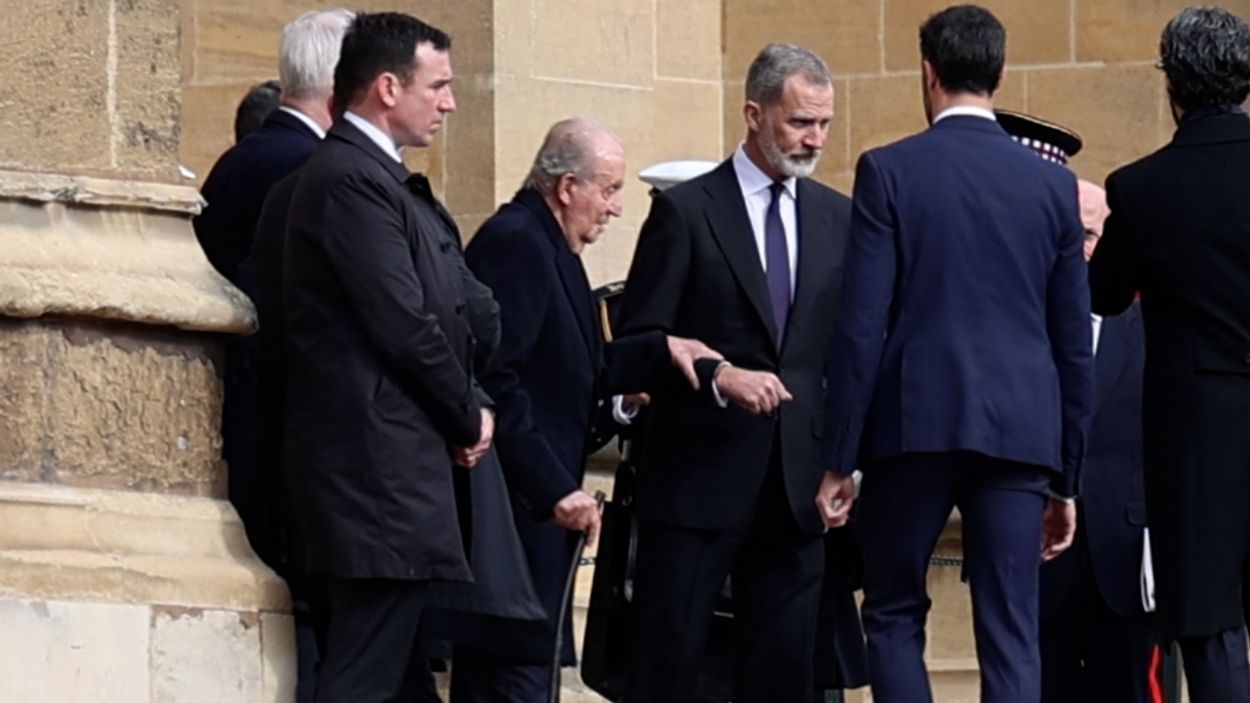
left=765, top=181, right=791, bottom=345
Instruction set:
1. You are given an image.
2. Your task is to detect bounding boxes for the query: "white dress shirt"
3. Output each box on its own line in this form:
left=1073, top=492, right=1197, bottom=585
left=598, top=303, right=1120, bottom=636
left=708, top=148, right=802, bottom=408
left=279, top=106, right=326, bottom=139
left=1092, top=313, right=1104, bottom=355
left=732, top=145, right=798, bottom=298
left=342, top=111, right=403, bottom=163
left=932, top=105, right=997, bottom=124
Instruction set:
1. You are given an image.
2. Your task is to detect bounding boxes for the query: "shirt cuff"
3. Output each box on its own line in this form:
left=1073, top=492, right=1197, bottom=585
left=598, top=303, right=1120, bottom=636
left=711, top=361, right=731, bottom=408
left=611, top=395, right=639, bottom=425
left=1048, top=489, right=1077, bottom=504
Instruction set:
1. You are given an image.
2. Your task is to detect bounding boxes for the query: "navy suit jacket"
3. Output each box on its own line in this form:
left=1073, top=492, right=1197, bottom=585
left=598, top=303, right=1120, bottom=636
left=824, top=115, right=1094, bottom=495
left=193, top=108, right=319, bottom=569
left=464, top=188, right=669, bottom=663
left=195, top=108, right=320, bottom=287
left=1042, top=303, right=1148, bottom=618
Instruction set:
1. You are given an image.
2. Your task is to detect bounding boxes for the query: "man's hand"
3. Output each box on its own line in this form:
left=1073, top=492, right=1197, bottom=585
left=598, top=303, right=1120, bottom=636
left=553, top=489, right=601, bottom=545
left=1040, top=498, right=1077, bottom=561
left=815, top=471, right=856, bottom=529
left=622, top=392, right=651, bottom=409
left=715, top=366, right=793, bottom=414
left=451, top=408, right=495, bottom=468
left=666, top=336, right=723, bottom=390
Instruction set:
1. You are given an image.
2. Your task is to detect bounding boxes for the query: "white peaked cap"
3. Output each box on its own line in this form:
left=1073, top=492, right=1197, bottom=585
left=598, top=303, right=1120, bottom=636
left=638, top=160, right=719, bottom=191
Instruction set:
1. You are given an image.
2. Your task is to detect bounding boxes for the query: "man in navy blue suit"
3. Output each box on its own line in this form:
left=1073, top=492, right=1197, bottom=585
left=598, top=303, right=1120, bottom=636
left=816, top=6, right=1093, bottom=702
left=457, top=118, right=720, bottom=702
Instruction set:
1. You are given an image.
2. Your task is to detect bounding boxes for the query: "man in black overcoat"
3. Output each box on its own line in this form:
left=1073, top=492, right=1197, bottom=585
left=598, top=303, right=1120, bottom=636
left=1089, top=7, right=1250, bottom=702
left=281, top=13, right=493, bottom=701
left=454, top=118, right=719, bottom=702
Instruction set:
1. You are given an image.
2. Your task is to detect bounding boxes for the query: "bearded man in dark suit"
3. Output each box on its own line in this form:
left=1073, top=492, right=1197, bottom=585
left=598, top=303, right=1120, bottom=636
left=615, top=42, right=855, bottom=703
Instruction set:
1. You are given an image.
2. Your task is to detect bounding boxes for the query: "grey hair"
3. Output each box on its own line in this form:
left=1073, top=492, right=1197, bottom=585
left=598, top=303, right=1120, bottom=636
left=279, top=8, right=355, bottom=101
left=523, top=118, right=623, bottom=195
left=1160, top=6, right=1250, bottom=111
left=745, top=43, right=833, bottom=106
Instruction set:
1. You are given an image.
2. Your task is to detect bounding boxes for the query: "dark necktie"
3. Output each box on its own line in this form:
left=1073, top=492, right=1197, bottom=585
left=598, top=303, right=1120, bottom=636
left=765, top=181, right=791, bottom=344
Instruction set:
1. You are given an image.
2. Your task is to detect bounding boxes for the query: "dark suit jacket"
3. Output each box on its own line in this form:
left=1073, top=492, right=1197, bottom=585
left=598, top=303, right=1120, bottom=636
left=196, top=108, right=320, bottom=286
left=1042, top=303, right=1148, bottom=619
left=193, top=108, right=320, bottom=570
left=463, top=187, right=669, bottom=663
left=1089, top=110, right=1250, bottom=639
left=824, top=115, right=1093, bottom=496
left=615, top=158, right=851, bottom=535
left=282, top=120, right=482, bottom=581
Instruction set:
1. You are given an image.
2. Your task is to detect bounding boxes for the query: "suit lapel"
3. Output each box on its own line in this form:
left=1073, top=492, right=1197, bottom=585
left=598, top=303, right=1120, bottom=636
left=554, top=247, right=599, bottom=362
left=702, top=161, right=780, bottom=347
left=785, top=179, right=833, bottom=351
left=516, top=190, right=597, bottom=363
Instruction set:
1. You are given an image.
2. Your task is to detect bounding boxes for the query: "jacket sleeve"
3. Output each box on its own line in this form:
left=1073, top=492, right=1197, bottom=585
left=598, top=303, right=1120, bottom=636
left=319, top=173, right=481, bottom=447
left=1088, top=174, right=1140, bottom=316
left=822, top=151, right=897, bottom=474
left=615, top=191, right=713, bottom=399
left=468, top=224, right=579, bottom=518
left=446, top=236, right=503, bottom=370
left=600, top=330, right=670, bottom=396
left=1047, top=177, right=1095, bottom=497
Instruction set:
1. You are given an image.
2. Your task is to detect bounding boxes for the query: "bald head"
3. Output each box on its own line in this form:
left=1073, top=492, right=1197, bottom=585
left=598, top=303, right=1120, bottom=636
left=1078, top=179, right=1110, bottom=261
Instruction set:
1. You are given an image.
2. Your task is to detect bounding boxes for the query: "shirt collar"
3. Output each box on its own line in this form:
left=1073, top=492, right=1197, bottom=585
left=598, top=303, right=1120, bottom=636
left=732, top=143, right=797, bottom=199
left=342, top=111, right=403, bottom=163
left=933, top=105, right=997, bottom=124
left=278, top=106, right=326, bottom=139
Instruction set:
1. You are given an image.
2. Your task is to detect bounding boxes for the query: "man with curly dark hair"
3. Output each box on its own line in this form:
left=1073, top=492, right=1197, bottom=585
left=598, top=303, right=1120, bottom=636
left=1090, top=6, right=1250, bottom=703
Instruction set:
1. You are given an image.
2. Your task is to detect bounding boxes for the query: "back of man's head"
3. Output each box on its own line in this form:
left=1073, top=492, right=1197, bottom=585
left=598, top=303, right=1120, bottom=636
left=919, top=4, right=1005, bottom=96
left=333, top=12, right=451, bottom=113
left=523, top=118, right=622, bottom=196
left=234, top=79, right=281, bottom=142
left=279, top=8, right=354, bottom=103
left=1160, top=6, right=1250, bottom=113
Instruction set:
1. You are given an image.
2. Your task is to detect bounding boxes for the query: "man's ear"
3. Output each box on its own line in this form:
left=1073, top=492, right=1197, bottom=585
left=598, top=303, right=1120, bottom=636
left=921, top=60, right=938, bottom=91
left=377, top=73, right=400, bottom=109
left=556, top=173, right=576, bottom=206
left=744, top=101, right=763, bottom=133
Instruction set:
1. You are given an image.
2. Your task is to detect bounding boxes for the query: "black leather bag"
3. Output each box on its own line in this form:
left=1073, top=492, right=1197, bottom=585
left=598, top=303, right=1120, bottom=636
left=580, top=458, right=637, bottom=700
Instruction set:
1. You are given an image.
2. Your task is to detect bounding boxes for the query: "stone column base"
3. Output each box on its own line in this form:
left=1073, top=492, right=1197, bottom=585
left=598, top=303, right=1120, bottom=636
left=0, top=481, right=293, bottom=702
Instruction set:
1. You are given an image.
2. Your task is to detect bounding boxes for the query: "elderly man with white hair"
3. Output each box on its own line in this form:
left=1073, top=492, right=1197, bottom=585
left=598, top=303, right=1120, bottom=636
left=456, top=117, right=720, bottom=702
left=190, top=9, right=353, bottom=703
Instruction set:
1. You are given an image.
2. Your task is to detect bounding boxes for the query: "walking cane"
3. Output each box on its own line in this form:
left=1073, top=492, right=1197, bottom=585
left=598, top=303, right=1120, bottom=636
left=549, top=491, right=606, bottom=703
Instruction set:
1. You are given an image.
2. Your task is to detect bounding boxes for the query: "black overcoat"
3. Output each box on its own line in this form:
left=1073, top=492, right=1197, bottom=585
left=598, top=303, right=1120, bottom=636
left=1089, top=110, right=1250, bottom=640
left=282, top=120, right=483, bottom=581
